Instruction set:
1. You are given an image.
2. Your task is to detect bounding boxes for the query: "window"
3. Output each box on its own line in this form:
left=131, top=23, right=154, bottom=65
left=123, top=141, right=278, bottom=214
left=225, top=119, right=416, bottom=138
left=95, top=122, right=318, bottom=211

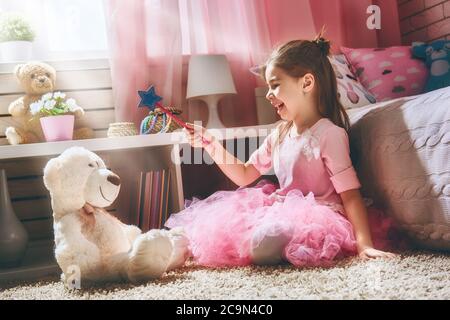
left=0, top=0, right=108, bottom=62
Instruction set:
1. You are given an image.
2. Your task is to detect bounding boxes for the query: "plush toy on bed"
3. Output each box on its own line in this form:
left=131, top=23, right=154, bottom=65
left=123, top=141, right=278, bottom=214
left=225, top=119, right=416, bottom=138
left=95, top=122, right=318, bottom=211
left=412, top=40, right=450, bottom=92
left=43, top=146, right=190, bottom=285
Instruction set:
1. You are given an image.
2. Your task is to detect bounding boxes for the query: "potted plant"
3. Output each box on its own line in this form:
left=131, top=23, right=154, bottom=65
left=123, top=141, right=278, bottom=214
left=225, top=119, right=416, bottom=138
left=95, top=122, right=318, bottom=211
left=31, top=92, right=80, bottom=142
left=0, top=12, right=35, bottom=62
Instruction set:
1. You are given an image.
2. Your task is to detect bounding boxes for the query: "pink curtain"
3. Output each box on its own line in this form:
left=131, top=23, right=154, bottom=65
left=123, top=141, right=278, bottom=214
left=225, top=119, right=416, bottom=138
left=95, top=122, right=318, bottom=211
left=104, top=0, right=271, bottom=128
left=104, top=0, right=401, bottom=128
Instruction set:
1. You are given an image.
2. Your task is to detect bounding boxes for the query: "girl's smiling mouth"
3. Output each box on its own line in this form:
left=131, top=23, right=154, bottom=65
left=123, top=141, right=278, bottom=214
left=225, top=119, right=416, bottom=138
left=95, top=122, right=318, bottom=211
left=274, top=102, right=285, bottom=113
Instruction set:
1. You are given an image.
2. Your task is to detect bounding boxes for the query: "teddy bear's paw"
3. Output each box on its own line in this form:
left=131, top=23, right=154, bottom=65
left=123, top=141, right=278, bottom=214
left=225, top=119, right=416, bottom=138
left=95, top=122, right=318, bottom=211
left=5, top=127, right=24, bottom=145
left=73, top=108, right=85, bottom=118
left=128, top=231, right=173, bottom=282
left=8, top=99, right=27, bottom=117
left=166, top=228, right=191, bottom=271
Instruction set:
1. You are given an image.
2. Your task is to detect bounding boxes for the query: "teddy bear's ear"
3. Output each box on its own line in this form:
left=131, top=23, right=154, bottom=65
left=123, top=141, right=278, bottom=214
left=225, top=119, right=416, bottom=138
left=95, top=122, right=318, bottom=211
left=13, top=64, right=25, bottom=79
left=43, top=157, right=62, bottom=192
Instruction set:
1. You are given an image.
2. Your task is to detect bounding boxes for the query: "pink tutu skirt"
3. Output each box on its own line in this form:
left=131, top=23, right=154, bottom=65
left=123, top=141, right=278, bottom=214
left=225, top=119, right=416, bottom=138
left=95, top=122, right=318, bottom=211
left=165, top=180, right=397, bottom=268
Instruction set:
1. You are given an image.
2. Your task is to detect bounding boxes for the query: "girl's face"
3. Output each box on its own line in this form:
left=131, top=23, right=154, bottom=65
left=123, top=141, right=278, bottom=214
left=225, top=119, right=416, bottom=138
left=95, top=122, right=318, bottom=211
left=265, top=64, right=305, bottom=121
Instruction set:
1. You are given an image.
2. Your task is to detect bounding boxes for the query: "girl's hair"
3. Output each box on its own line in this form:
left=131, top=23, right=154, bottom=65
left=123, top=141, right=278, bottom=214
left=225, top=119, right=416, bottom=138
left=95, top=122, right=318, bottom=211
left=261, top=27, right=350, bottom=143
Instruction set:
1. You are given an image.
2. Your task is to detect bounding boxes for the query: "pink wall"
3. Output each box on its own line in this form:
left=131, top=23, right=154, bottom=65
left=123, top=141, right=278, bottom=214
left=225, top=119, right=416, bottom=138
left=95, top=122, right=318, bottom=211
left=264, top=0, right=402, bottom=52
left=264, top=0, right=317, bottom=46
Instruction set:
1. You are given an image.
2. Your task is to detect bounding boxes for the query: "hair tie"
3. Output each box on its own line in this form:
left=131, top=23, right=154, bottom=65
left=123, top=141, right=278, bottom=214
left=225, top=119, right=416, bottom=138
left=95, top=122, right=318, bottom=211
left=314, top=37, right=329, bottom=55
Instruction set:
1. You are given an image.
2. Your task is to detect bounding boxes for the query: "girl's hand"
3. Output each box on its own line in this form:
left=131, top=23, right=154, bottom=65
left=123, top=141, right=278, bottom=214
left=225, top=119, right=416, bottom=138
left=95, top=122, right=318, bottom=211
left=358, top=247, right=398, bottom=260
left=183, top=123, right=215, bottom=148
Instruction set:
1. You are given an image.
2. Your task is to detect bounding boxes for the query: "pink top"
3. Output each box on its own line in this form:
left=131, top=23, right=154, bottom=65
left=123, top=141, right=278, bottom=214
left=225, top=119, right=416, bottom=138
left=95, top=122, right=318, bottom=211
left=247, top=118, right=361, bottom=213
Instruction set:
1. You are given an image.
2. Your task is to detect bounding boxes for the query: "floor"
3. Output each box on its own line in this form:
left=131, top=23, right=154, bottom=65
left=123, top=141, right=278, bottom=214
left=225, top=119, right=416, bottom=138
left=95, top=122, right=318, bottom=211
left=1, top=249, right=449, bottom=300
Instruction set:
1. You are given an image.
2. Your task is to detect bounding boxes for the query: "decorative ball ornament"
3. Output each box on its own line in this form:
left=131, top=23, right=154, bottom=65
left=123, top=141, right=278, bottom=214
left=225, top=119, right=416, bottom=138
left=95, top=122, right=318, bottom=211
left=137, top=86, right=211, bottom=146
left=138, top=86, right=190, bottom=134
left=140, top=107, right=183, bottom=134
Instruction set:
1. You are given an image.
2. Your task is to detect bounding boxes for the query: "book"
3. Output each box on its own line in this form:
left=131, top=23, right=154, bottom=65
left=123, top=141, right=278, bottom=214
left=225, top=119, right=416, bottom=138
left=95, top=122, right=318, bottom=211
left=137, top=168, right=171, bottom=231
left=137, top=171, right=145, bottom=231
left=160, top=169, right=171, bottom=228
left=150, top=170, right=160, bottom=230
left=144, top=171, right=153, bottom=231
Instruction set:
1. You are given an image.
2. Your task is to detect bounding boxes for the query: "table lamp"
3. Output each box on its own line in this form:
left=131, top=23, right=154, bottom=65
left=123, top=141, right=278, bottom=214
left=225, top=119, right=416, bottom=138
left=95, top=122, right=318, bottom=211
left=186, top=54, right=237, bottom=128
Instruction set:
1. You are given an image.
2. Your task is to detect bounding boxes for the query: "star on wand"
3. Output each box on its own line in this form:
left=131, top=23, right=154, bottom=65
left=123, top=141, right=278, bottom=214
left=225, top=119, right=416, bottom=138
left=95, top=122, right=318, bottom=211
left=138, top=86, right=190, bottom=130
left=137, top=86, right=211, bottom=145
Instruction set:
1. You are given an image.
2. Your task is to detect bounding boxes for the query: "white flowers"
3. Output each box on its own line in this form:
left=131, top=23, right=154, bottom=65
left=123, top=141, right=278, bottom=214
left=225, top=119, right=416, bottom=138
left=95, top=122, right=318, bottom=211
left=41, top=93, right=53, bottom=101
left=30, top=101, right=43, bottom=115
left=53, top=92, right=66, bottom=99
left=44, top=99, right=56, bottom=110
left=66, top=98, right=79, bottom=112
left=29, top=91, right=80, bottom=116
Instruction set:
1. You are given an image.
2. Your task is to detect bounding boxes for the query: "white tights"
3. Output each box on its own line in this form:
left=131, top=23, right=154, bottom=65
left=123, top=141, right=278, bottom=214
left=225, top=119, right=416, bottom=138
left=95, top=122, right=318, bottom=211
left=250, top=223, right=292, bottom=265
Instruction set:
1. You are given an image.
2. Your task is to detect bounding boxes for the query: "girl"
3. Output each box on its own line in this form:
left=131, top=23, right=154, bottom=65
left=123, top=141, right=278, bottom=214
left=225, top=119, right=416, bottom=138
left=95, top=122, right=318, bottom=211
left=165, top=33, right=398, bottom=267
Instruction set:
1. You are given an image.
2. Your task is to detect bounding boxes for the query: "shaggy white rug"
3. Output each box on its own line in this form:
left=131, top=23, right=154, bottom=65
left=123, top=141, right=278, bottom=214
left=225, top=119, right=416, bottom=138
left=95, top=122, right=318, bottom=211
left=1, top=250, right=449, bottom=300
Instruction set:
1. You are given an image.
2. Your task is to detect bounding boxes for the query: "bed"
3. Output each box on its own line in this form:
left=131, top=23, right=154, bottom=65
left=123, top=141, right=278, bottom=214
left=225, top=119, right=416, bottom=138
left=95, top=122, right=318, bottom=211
left=347, top=86, right=450, bottom=250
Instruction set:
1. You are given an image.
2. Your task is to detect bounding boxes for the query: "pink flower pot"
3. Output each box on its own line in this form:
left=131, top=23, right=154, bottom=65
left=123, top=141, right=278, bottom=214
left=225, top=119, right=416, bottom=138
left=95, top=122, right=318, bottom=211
left=40, top=115, right=75, bottom=142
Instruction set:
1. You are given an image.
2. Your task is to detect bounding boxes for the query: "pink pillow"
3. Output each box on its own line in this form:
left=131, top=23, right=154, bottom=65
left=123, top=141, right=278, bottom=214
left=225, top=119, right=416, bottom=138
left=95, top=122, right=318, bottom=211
left=341, top=46, right=429, bottom=101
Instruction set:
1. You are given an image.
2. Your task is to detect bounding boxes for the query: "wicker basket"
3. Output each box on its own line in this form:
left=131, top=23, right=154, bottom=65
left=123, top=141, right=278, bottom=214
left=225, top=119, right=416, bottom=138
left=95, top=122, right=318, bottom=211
left=140, top=107, right=184, bottom=134
left=107, top=122, right=138, bottom=137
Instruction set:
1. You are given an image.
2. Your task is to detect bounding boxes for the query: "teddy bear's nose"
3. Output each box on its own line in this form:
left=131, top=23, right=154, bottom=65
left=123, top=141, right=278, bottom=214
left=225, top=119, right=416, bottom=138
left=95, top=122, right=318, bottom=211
left=39, top=78, right=45, bottom=83
left=107, top=174, right=121, bottom=186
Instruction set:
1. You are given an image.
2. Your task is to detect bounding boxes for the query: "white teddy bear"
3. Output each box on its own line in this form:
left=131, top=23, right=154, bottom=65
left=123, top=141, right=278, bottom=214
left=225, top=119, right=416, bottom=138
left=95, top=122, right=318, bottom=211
left=43, top=146, right=190, bottom=284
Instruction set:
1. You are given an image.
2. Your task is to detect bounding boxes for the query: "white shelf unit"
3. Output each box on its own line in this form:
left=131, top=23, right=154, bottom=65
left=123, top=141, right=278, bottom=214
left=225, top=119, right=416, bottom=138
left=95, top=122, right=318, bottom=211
left=0, top=123, right=277, bottom=282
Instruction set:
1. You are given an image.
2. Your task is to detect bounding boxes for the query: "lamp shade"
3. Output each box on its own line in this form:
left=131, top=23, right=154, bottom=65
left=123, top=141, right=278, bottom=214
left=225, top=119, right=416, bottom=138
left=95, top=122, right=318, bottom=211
left=186, top=54, right=237, bottom=99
